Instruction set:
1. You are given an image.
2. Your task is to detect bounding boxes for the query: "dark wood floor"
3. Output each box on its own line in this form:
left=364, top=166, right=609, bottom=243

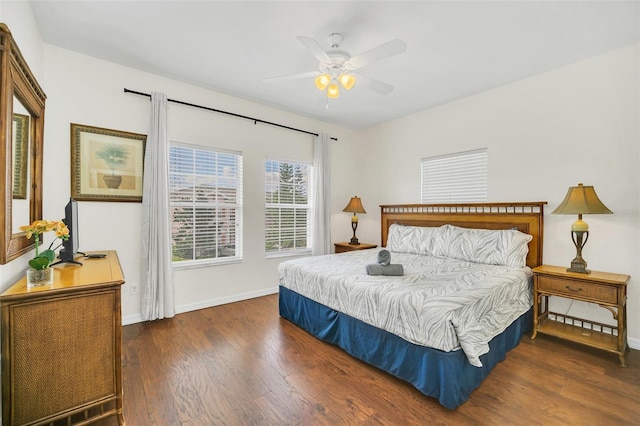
left=99, top=294, right=640, bottom=425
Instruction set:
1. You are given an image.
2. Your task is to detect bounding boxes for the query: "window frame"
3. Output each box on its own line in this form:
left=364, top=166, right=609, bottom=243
left=169, top=141, right=243, bottom=269
left=265, top=157, right=313, bottom=259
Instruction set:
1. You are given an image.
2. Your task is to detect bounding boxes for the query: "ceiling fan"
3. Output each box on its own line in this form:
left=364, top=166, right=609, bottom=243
left=264, top=33, right=407, bottom=99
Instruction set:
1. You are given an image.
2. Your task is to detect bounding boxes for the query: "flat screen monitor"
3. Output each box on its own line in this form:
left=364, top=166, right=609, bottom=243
left=58, top=198, right=82, bottom=265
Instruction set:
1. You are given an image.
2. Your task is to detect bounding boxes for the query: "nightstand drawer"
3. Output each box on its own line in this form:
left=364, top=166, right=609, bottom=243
left=334, top=242, right=377, bottom=253
left=537, top=275, right=618, bottom=304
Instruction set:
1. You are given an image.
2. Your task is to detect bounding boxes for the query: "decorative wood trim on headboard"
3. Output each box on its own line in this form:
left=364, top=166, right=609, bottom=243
left=380, top=202, right=547, bottom=268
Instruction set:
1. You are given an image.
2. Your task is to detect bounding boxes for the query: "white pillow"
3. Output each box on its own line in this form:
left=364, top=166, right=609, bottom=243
left=437, top=225, right=533, bottom=267
left=386, top=223, right=441, bottom=256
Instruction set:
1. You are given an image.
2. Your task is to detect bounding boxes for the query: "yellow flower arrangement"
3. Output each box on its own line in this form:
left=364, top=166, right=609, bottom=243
left=19, top=220, right=70, bottom=270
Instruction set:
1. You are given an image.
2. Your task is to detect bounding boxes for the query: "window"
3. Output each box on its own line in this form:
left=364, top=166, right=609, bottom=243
left=265, top=159, right=313, bottom=257
left=169, top=143, right=243, bottom=266
left=421, top=148, right=488, bottom=203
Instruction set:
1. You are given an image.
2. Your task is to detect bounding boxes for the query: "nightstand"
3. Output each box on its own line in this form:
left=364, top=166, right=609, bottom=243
left=334, top=242, right=377, bottom=254
left=531, top=265, right=630, bottom=366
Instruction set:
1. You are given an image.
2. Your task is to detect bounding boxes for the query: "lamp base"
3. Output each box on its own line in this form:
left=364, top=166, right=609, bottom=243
left=567, top=259, right=590, bottom=274
left=568, top=230, right=591, bottom=274
left=349, top=218, right=359, bottom=245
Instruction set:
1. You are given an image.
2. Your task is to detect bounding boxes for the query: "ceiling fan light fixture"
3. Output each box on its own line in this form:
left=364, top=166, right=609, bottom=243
left=339, top=73, right=356, bottom=90
left=314, top=73, right=330, bottom=90
left=327, top=82, right=340, bottom=98
left=267, top=33, right=406, bottom=100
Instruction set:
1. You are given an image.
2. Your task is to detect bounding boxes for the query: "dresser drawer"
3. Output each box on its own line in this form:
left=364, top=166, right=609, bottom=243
left=536, top=275, right=618, bottom=304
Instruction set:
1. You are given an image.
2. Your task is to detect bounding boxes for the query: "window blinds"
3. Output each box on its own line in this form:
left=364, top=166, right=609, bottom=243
left=421, top=148, right=488, bottom=203
left=265, top=159, right=313, bottom=256
left=169, top=143, right=243, bottom=265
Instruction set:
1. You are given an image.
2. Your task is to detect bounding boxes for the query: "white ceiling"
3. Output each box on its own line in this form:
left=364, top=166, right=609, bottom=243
left=30, top=1, right=639, bottom=129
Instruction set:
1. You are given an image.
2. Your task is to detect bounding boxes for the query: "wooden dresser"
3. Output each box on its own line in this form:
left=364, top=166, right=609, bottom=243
left=1, top=251, right=125, bottom=425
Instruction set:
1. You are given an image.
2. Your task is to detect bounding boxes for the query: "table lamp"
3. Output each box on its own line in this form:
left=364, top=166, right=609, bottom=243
left=552, top=183, right=612, bottom=274
left=343, top=196, right=366, bottom=245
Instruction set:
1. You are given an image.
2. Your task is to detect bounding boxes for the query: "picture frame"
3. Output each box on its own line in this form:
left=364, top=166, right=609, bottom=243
left=12, top=113, right=29, bottom=200
left=71, top=123, right=147, bottom=202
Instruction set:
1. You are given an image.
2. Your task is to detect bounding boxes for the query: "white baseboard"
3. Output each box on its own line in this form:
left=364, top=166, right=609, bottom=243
left=175, top=286, right=279, bottom=315
left=122, top=287, right=279, bottom=326
left=123, top=313, right=143, bottom=326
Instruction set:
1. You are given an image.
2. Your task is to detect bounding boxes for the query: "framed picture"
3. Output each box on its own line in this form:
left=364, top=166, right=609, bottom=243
left=71, top=123, right=147, bottom=202
left=12, top=113, right=29, bottom=199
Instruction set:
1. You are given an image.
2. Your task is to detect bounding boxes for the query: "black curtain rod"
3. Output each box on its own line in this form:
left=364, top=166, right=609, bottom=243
left=124, top=88, right=337, bottom=141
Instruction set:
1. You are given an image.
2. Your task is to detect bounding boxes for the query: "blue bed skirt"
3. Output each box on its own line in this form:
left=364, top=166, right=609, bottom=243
left=279, top=286, right=532, bottom=409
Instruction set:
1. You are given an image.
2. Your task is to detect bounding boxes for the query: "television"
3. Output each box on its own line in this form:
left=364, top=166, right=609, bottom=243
left=57, top=198, right=83, bottom=265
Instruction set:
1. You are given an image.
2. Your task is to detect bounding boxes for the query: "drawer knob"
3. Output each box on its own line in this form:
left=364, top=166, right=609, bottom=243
left=565, top=285, right=583, bottom=293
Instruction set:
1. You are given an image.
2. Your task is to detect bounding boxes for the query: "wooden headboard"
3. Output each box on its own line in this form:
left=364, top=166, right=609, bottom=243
left=380, top=202, right=547, bottom=268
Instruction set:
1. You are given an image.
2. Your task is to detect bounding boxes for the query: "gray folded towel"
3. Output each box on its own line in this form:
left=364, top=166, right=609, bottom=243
left=377, top=249, right=391, bottom=266
left=366, top=263, right=404, bottom=276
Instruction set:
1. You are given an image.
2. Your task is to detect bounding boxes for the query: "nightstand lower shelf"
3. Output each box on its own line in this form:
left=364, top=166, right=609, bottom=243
left=537, top=313, right=620, bottom=354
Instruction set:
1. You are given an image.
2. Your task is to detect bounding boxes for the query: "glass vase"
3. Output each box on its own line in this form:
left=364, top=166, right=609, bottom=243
left=26, top=267, right=53, bottom=289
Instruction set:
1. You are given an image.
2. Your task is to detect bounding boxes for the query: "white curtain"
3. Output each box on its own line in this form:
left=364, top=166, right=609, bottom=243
left=141, top=92, right=175, bottom=321
left=312, top=133, right=331, bottom=255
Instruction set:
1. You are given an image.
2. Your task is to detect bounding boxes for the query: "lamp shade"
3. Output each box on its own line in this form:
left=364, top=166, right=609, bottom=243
left=552, top=183, right=613, bottom=215
left=314, top=74, right=330, bottom=90
left=552, top=183, right=612, bottom=274
left=343, top=196, right=366, bottom=214
left=339, top=73, right=356, bottom=90
left=327, top=82, right=340, bottom=99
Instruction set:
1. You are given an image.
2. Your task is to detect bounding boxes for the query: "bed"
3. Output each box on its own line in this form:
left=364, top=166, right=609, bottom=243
left=278, top=202, right=546, bottom=409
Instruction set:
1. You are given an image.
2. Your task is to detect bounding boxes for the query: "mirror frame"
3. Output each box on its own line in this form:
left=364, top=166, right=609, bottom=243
left=0, top=23, right=46, bottom=264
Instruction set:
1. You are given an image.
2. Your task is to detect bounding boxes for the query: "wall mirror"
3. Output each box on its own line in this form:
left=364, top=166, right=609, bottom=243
left=0, top=23, right=46, bottom=264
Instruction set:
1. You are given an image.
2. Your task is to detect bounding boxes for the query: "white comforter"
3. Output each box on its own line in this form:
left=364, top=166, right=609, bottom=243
left=278, top=249, right=533, bottom=367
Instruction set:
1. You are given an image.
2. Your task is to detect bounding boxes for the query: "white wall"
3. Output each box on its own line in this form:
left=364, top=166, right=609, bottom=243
left=354, top=44, right=640, bottom=349
left=0, top=1, right=43, bottom=78
left=40, top=45, right=359, bottom=323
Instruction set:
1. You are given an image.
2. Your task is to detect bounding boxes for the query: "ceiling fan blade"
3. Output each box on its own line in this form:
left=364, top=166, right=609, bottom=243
left=263, top=71, right=319, bottom=83
left=348, top=39, right=407, bottom=70
left=354, top=74, right=394, bottom=95
left=296, top=36, right=331, bottom=63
